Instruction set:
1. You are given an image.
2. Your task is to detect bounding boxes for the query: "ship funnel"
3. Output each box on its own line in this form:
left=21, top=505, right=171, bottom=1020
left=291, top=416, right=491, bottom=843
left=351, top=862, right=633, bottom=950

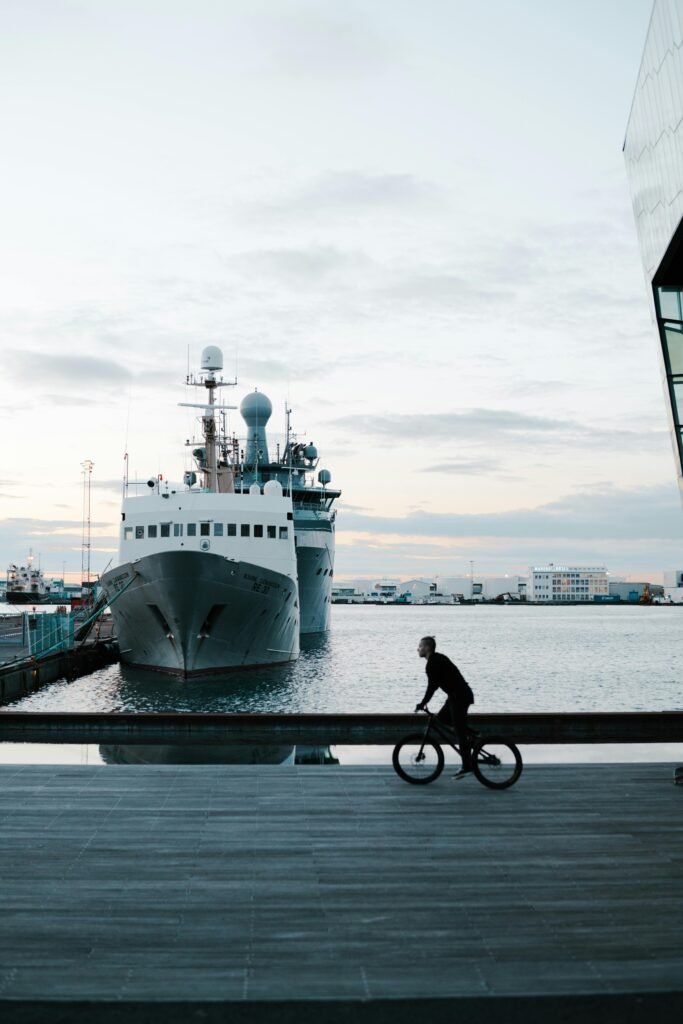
left=240, top=390, right=272, bottom=466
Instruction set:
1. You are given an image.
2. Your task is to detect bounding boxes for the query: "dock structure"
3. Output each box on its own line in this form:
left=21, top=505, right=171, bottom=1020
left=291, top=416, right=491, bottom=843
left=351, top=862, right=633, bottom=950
left=0, top=761, right=682, bottom=1022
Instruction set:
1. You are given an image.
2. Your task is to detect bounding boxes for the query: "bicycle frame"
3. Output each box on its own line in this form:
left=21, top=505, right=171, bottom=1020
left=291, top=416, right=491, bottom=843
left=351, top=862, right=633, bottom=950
left=417, top=709, right=475, bottom=759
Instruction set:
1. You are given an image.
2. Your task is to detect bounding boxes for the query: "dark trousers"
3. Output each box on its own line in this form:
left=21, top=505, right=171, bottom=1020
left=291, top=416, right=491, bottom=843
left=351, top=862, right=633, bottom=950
left=437, top=698, right=472, bottom=770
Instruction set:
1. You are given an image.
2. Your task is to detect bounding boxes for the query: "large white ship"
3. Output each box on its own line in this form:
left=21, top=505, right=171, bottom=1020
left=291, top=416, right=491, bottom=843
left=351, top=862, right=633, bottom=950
left=101, top=347, right=300, bottom=676
left=235, top=392, right=340, bottom=634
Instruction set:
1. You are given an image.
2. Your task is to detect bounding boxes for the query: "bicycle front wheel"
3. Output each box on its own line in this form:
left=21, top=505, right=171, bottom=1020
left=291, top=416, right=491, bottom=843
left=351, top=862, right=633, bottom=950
left=472, top=737, right=523, bottom=789
left=392, top=735, right=444, bottom=785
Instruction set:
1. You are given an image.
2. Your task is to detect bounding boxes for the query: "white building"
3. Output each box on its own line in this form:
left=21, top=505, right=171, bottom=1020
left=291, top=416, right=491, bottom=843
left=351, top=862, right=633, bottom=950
left=529, top=565, right=608, bottom=603
left=398, top=579, right=432, bottom=600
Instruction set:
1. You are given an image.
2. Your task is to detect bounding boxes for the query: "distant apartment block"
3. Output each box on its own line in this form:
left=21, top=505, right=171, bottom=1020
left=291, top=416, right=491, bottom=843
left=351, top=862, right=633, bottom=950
left=529, top=566, right=609, bottom=603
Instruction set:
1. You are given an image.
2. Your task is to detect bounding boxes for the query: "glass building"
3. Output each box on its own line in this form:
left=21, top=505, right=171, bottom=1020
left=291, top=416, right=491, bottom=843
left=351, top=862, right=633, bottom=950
left=624, top=0, right=683, bottom=495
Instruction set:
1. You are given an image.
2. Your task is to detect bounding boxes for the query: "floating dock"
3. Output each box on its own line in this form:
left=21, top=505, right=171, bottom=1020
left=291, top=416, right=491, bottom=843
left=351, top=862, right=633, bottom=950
left=0, top=762, right=681, bottom=1022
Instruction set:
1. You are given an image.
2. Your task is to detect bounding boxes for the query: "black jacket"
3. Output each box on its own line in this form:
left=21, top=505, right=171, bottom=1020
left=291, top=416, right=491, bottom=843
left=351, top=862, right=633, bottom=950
left=420, top=652, right=474, bottom=709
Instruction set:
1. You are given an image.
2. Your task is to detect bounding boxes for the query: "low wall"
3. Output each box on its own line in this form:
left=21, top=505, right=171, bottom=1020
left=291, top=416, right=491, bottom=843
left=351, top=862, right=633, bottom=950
left=0, top=711, right=681, bottom=745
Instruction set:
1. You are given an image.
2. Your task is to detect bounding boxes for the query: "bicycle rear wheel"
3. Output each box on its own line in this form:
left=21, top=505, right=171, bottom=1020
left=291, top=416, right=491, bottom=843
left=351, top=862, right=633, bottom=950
left=392, top=735, right=444, bottom=784
left=472, top=737, right=523, bottom=789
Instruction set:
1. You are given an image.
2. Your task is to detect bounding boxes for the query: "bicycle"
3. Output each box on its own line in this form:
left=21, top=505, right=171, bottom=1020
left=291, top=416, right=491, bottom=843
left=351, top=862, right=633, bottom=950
left=392, top=708, right=523, bottom=789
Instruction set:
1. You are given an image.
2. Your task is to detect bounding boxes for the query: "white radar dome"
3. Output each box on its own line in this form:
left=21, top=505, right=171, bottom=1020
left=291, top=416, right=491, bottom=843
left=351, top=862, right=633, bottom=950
left=201, top=346, right=223, bottom=372
left=249, top=482, right=261, bottom=495
left=263, top=480, right=283, bottom=496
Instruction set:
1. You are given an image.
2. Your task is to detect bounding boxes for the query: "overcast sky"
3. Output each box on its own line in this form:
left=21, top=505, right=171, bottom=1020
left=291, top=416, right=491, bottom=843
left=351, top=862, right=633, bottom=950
left=1, top=0, right=679, bottom=582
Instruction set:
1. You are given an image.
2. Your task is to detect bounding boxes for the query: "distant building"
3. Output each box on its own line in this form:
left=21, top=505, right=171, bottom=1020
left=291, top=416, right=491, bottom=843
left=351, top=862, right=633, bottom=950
left=609, top=581, right=665, bottom=602
left=663, top=570, right=683, bottom=588
left=397, top=579, right=432, bottom=600
left=529, top=565, right=608, bottom=603
left=624, top=0, right=683, bottom=498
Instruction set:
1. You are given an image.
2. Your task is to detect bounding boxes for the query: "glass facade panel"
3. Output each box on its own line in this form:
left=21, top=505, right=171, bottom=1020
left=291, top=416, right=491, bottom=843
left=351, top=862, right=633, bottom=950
left=658, top=287, right=683, bottom=320
left=664, top=322, right=683, bottom=375
left=673, top=381, right=683, bottom=424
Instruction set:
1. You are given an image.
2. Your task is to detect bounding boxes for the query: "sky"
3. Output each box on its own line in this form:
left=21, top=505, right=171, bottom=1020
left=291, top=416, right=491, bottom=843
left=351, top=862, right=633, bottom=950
left=1, top=0, right=680, bottom=583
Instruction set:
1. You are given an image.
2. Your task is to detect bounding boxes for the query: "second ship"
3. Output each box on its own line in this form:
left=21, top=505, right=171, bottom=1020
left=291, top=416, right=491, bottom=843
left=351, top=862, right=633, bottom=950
left=101, top=346, right=340, bottom=676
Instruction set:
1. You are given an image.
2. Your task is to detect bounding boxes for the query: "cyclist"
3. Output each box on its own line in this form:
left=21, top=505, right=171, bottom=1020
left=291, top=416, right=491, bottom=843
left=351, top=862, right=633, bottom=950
left=415, top=636, right=475, bottom=779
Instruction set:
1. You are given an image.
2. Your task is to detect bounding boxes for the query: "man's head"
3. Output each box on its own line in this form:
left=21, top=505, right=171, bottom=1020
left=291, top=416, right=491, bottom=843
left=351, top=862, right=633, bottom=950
left=417, top=636, right=436, bottom=659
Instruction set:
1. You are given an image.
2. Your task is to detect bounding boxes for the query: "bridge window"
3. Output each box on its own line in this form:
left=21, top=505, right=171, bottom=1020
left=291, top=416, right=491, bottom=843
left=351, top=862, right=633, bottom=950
left=241, top=524, right=250, bottom=537
left=135, top=526, right=144, bottom=539
left=160, top=524, right=171, bottom=538
left=227, top=523, right=236, bottom=536
left=124, top=527, right=133, bottom=540
left=267, top=525, right=276, bottom=539
left=148, top=525, right=158, bottom=538
left=214, top=523, right=224, bottom=536
left=279, top=527, right=288, bottom=540
left=254, top=524, right=263, bottom=538
left=200, top=523, right=210, bottom=536
left=187, top=523, right=196, bottom=536
left=174, top=524, right=183, bottom=537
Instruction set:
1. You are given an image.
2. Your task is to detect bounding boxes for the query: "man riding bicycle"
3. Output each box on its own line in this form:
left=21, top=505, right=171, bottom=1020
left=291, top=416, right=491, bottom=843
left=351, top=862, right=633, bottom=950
left=415, top=636, right=475, bottom=779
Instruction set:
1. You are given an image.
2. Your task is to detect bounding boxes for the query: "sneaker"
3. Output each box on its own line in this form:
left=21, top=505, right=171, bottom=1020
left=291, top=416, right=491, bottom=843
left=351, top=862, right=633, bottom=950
left=452, top=768, right=473, bottom=780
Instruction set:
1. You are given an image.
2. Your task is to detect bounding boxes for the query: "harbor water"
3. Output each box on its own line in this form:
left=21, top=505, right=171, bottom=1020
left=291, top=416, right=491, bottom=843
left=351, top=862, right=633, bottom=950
left=2, top=604, right=682, bottom=765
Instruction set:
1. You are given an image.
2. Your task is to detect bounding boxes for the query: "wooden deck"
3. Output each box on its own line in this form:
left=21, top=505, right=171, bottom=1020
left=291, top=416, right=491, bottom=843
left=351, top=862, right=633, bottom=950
left=0, top=762, right=682, bottom=1021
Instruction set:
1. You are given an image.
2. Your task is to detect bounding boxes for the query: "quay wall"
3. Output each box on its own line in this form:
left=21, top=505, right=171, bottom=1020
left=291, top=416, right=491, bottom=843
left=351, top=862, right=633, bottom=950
left=0, top=643, right=119, bottom=707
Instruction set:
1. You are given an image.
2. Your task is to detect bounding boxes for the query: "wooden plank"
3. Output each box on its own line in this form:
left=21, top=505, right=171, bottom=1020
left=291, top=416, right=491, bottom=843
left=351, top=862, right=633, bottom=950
left=0, top=762, right=681, bottom=1012
left=0, top=710, right=682, bottom=744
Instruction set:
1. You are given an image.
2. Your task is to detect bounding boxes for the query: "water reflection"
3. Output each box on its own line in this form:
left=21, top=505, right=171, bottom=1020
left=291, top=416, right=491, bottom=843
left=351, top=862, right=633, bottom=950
left=99, top=743, right=297, bottom=766
left=99, top=638, right=338, bottom=766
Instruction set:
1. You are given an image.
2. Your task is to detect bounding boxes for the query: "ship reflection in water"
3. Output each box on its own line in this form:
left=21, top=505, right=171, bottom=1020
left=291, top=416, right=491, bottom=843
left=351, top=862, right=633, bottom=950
left=99, top=633, right=339, bottom=767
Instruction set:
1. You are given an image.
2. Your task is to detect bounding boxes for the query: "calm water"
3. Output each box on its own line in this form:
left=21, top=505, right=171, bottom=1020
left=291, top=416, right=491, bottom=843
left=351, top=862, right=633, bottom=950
left=3, top=606, right=682, bottom=765
left=8, top=604, right=683, bottom=714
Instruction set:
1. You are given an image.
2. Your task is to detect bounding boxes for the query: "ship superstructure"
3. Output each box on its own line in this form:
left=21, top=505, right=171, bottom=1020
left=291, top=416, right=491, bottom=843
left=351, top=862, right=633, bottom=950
left=233, top=392, right=341, bottom=634
left=101, top=347, right=300, bottom=676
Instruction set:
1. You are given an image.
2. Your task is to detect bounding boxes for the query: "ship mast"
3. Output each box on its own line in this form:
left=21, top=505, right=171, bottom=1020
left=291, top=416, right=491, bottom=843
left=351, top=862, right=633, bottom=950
left=180, top=346, right=237, bottom=494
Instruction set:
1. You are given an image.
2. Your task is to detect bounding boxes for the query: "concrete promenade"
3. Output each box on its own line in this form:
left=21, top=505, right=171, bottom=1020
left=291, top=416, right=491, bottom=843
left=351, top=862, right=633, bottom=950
left=1, top=762, right=682, bottom=1022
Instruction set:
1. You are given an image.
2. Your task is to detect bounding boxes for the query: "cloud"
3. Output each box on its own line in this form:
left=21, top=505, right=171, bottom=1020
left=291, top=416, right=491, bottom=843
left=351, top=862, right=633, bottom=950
left=8, top=351, right=133, bottom=392
left=246, top=171, right=440, bottom=220
left=227, top=245, right=369, bottom=285
left=420, top=457, right=505, bottom=475
left=262, top=11, right=387, bottom=78
left=338, top=483, right=683, bottom=542
left=328, top=407, right=667, bottom=454
left=0, top=517, right=118, bottom=574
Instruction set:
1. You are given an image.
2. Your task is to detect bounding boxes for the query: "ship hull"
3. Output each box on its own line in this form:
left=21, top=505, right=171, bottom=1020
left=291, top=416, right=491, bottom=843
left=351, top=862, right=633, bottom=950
left=6, top=592, right=57, bottom=605
left=295, top=523, right=334, bottom=634
left=101, top=550, right=299, bottom=677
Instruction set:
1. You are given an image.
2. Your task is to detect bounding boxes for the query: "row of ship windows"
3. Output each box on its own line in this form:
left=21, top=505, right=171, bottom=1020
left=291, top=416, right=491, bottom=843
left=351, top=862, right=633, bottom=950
left=124, top=523, right=289, bottom=540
